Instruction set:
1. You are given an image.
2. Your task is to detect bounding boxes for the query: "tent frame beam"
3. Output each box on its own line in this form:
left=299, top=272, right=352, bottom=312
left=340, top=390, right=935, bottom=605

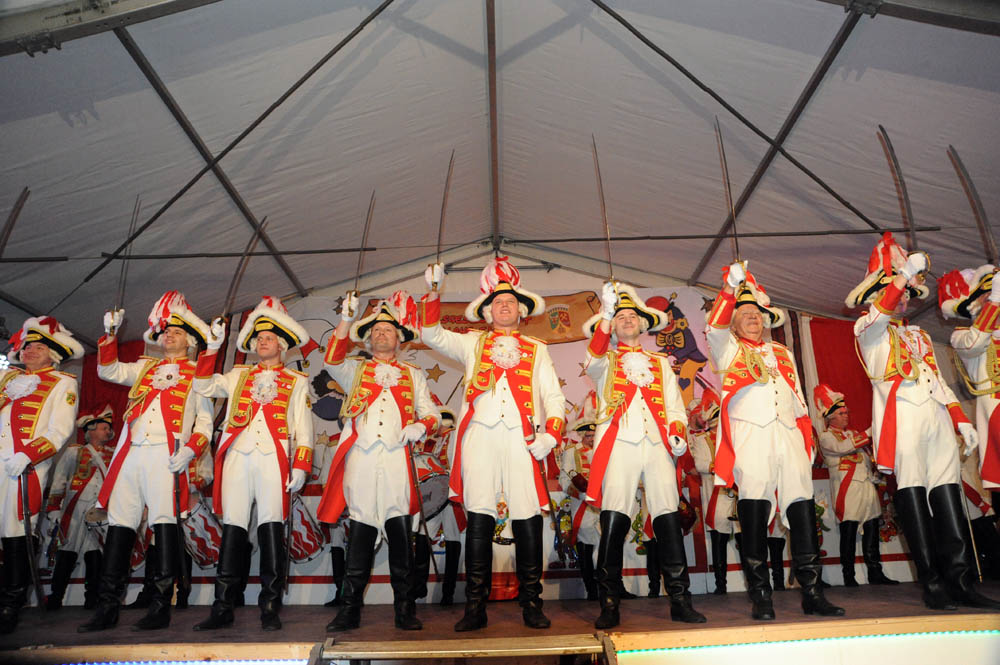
left=818, top=0, right=1000, bottom=36
left=688, top=9, right=864, bottom=284
left=115, top=26, right=307, bottom=299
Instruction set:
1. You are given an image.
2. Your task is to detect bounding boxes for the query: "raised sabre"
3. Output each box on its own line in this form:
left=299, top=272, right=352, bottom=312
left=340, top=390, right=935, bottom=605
left=429, top=150, right=456, bottom=289
left=876, top=125, right=919, bottom=253
left=220, top=216, right=269, bottom=321
left=109, top=195, right=141, bottom=336
left=349, top=190, right=376, bottom=316
left=946, top=145, right=998, bottom=265
left=591, top=134, right=614, bottom=282
left=714, top=116, right=741, bottom=262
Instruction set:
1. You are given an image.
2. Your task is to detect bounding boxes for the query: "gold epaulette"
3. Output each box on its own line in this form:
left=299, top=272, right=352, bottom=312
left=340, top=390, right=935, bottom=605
left=287, top=368, right=308, bottom=378
left=521, top=334, right=544, bottom=346
left=53, top=370, right=77, bottom=380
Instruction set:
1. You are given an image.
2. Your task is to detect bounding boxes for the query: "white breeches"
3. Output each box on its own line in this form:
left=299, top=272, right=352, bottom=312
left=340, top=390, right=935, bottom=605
left=600, top=436, right=678, bottom=520
left=344, top=441, right=411, bottom=529
left=107, top=443, right=176, bottom=529
left=461, top=421, right=541, bottom=521
left=881, top=401, right=961, bottom=492
left=221, top=448, right=284, bottom=529
left=730, top=419, right=813, bottom=528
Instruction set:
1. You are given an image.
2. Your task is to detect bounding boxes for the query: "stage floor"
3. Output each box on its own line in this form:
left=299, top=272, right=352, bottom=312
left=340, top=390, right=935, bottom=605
left=4, top=582, right=1000, bottom=664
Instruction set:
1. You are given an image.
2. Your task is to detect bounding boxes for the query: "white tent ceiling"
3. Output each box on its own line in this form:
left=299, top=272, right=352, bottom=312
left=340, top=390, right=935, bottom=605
left=0, top=0, right=997, bottom=348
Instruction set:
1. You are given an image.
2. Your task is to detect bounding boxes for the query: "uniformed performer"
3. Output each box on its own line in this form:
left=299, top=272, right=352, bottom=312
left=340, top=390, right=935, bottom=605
left=45, top=406, right=115, bottom=610
left=79, top=292, right=213, bottom=632
left=192, top=297, right=313, bottom=632
left=582, top=282, right=704, bottom=629
left=558, top=392, right=600, bottom=601
left=706, top=263, right=843, bottom=621
left=813, top=384, right=897, bottom=586
left=318, top=290, right=439, bottom=632
left=0, top=317, right=81, bottom=633
left=688, top=387, right=741, bottom=594
left=941, top=265, right=1000, bottom=499
left=421, top=257, right=565, bottom=631
left=848, top=232, right=998, bottom=610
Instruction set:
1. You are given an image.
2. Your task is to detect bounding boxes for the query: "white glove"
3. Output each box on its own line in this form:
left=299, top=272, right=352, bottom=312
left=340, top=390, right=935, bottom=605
left=340, top=292, right=360, bottom=323
left=600, top=282, right=618, bottom=320
left=526, top=432, right=558, bottom=461
left=167, top=446, right=196, bottom=473
left=958, top=422, right=979, bottom=457
left=286, top=468, right=306, bottom=494
left=424, top=263, right=445, bottom=290
left=900, top=252, right=928, bottom=280
left=103, top=309, right=124, bottom=335
left=989, top=273, right=1000, bottom=303
left=207, top=318, right=226, bottom=351
left=669, top=435, right=688, bottom=457
left=726, top=262, right=746, bottom=289
left=5, top=452, right=31, bottom=477
left=401, top=422, right=427, bottom=444
left=47, top=510, right=61, bottom=525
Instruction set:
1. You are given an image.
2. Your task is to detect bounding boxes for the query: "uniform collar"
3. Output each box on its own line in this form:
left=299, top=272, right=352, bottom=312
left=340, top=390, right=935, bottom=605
left=491, top=328, right=520, bottom=338
left=738, top=336, right=766, bottom=348
left=22, top=366, right=54, bottom=375
left=255, top=362, right=284, bottom=372
left=615, top=342, right=644, bottom=353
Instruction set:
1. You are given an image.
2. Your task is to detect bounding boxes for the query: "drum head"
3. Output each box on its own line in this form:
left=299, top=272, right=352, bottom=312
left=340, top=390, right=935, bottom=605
left=84, top=506, right=107, bottom=526
left=419, top=473, right=450, bottom=520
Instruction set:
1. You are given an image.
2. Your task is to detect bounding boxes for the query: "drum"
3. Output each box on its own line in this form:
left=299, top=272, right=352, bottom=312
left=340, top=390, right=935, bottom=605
left=85, top=504, right=151, bottom=571
left=182, top=498, right=223, bottom=568
left=288, top=495, right=326, bottom=563
left=412, top=451, right=449, bottom=520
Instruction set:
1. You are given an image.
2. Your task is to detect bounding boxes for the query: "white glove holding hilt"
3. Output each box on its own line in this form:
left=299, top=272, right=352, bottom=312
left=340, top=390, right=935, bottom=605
left=167, top=446, right=196, bottom=473
left=207, top=318, right=226, bottom=351
left=103, top=309, right=124, bottom=335
left=669, top=435, right=687, bottom=457
left=340, top=292, right=360, bottom=324
left=989, top=271, right=1000, bottom=304
left=286, top=468, right=306, bottom=494
left=958, top=422, right=979, bottom=457
left=726, top=262, right=747, bottom=289
left=600, top=282, right=618, bottom=321
left=4, top=452, right=31, bottom=478
left=400, top=422, right=427, bottom=444
left=424, top=263, right=445, bottom=291
left=900, top=252, right=929, bottom=281
left=527, top=432, right=558, bottom=461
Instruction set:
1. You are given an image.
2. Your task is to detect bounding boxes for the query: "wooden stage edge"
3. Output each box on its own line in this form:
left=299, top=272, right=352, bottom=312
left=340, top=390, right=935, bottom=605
left=6, top=583, right=1000, bottom=664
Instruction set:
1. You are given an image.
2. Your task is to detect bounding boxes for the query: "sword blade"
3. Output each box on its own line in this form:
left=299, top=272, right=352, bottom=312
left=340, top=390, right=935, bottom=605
left=221, top=216, right=269, bottom=319
left=20, top=473, right=44, bottom=607
left=591, top=134, right=613, bottom=281
left=436, top=149, right=456, bottom=265
left=114, top=195, right=141, bottom=313
left=947, top=145, right=997, bottom=265
left=877, top=125, right=917, bottom=251
left=714, top=116, right=740, bottom=262
left=353, top=190, right=376, bottom=295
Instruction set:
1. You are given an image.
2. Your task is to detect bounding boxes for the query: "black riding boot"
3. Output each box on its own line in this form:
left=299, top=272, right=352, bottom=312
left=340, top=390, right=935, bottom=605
left=512, top=515, right=549, bottom=629
left=710, top=530, right=729, bottom=594
left=839, top=521, right=859, bottom=587
left=767, top=537, right=786, bottom=591
left=862, top=518, right=897, bottom=585
left=46, top=550, right=78, bottom=610
left=126, top=542, right=156, bottom=610
left=234, top=540, right=252, bottom=607
left=594, top=510, right=630, bottom=629
left=0, top=537, right=30, bottom=634
left=738, top=500, right=774, bottom=620
left=972, top=516, right=1000, bottom=580
left=257, top=521, right=286, bottom=631
left=386, top=515, right=421, bottom=630
left=644, top=539, right=660, bottom=597
left=454, top=512, right=494, bottom=632
left=412, top=532, right=431, bottom=601
left=175, top=550, right=193, bottom=609
left=134, top=523, right=180, bottom=630
left=327, top=520, right=378, bottom=632
left=440, top=540, right=461, bottom=605
left=894, top=486, right=956, bottom=609
left=78, top=526, right=137, bottom=632
left=786, top=500, right=844, bottom=616
left=83, top=550, right=103, bottom=609
left=576, top=542, right=597, bottom=601
left=323, top=546, right=346, bottom=607
left=194, top=525, right=248, bottom=630
left=653, top=512, right=705, bottom=623
left=928, top=484, right=1000, bottom=610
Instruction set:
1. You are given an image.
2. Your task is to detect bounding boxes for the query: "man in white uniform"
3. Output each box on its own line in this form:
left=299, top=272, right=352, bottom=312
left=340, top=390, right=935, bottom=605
left=813, top=384, right=897, bottom=586
left=0, top=317, right=81, bottom=633
left=706, top=263, right=843, bottom=621
left=45, top=406, right=116, bottom=610
left=421, top=257, right=565, bottom=631
left=193, top=296, right=313, bottom=632
left=583, top=282, right=704, bottom=629
left=79, top=292, right=214, bottom=632
left=318, top=290, right=439, bottom=632
left=849, top=234, right=999, bottom=610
